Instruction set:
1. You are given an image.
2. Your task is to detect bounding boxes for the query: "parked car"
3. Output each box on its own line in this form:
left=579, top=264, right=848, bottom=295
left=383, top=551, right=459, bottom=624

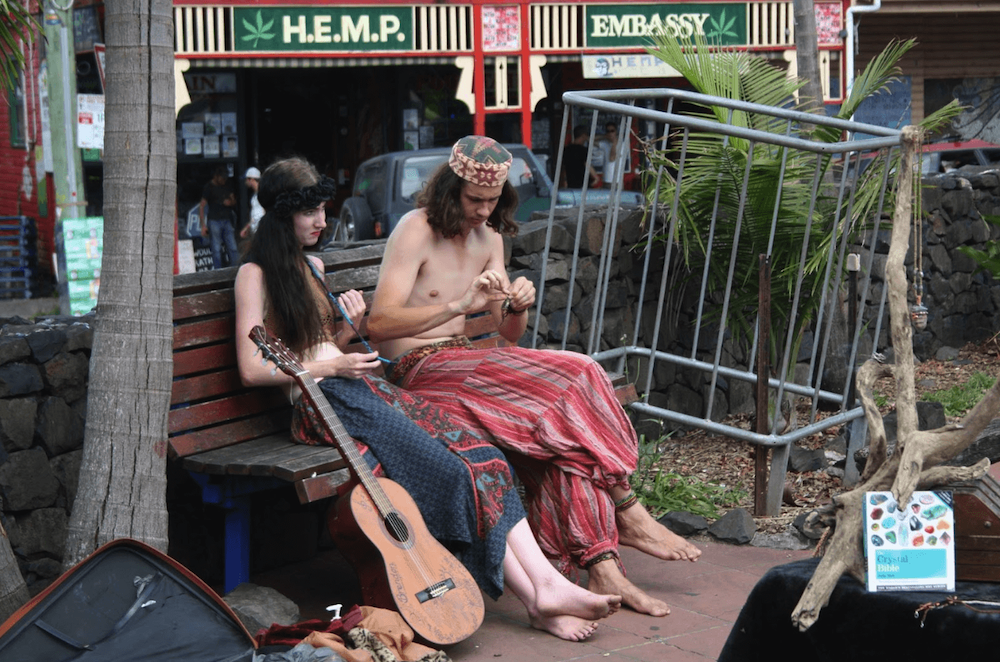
left=329, top=144, right=643, bottom=243
left=920, top=138, right=1000, bottom=173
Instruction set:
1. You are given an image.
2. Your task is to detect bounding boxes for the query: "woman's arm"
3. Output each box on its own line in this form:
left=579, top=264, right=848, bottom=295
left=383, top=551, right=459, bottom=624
left=234, top=262, right=383, bottom=387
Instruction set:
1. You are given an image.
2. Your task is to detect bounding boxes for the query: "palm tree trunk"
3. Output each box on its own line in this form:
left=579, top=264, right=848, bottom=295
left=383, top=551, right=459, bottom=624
left=0, top=522, right=30, bottom=622
left=62, top=0, right=176, bottom=569
left=792, top=0, right=825, bottom=114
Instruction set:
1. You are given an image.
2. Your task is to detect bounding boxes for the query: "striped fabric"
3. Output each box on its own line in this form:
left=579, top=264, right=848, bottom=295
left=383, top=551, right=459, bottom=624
left=394, top=345, right=639, bottom=575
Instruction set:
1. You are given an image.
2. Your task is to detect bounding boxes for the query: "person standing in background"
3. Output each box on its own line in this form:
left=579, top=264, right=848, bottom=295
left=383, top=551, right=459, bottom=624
left=241, top=166, right=265, bottom=239
left=199, top=165, right=241, bottom=269
left=561, top=126, right=601, bottom=189
left=595, top=122, right=620, bottom=189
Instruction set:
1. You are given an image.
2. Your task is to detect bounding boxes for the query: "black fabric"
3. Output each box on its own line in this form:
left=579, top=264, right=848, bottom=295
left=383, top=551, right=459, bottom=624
left=0, top=543, right=254, bottom=662
left=562, top=143, right=589, bottom=187
left=201, top=181, right=234, bottom=221
left=719, top=557, right=1000, bottom=661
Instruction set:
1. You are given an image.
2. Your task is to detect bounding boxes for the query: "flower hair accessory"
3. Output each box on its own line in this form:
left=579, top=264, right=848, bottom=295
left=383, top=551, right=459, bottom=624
left=273, top=177, right=338, bottom=217
left=448, top=136, right=512, bottom=187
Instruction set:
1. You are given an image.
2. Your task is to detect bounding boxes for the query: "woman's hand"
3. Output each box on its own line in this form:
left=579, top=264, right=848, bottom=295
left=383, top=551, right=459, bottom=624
left=323, top=351, right=382, bottom=379
left=335, top=289, right=367, bottom=347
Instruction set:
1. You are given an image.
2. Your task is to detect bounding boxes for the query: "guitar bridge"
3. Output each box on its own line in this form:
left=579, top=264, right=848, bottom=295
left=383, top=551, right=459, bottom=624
left=416, top=578, right=456, bottom=603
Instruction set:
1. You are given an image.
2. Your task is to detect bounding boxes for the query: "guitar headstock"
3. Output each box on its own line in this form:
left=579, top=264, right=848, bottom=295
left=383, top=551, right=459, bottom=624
left=249, top=325, right=306, bottom=378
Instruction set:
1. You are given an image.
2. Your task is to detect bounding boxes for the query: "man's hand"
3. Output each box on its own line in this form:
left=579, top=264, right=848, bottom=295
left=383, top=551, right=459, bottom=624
left=456, top=269, right=508, bottom=315
left=504, top=276, right=536, bottom=314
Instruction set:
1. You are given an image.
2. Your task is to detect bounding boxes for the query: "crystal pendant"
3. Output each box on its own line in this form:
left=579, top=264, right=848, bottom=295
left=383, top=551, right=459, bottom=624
left=909, top=303, right=928, bottom=330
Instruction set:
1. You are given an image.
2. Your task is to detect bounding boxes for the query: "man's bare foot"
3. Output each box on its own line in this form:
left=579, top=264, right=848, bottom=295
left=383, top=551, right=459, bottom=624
left=587, top=559, right=670, bottom=617
left=529, top=614, right=598, bottom=641
left=533, top=576, right=621, bottom=621
left=617, top=503, right=702, bottom=562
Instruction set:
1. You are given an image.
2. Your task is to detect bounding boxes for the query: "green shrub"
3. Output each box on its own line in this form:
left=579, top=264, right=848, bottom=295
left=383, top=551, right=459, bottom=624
left=629, top=433, right=748, bottom=519
left=921, top=372, right=997, bottom=417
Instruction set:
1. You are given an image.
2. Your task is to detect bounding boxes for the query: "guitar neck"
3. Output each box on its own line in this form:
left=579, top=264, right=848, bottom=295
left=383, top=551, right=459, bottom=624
left=297, top=375, right=388, bottom=506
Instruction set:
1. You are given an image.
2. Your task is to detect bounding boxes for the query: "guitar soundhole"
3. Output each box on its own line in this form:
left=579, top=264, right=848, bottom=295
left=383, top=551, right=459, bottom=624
left=383, top=511, right=410, bottom=544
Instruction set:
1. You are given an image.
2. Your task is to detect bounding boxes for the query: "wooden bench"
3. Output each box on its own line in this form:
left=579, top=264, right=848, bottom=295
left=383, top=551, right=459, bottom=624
left=168, top=243, right=636, bottom=593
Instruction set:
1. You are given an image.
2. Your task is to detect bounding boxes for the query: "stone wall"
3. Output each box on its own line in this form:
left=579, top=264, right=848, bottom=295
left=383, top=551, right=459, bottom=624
left=0, top=314, right=92, bottom=590
left=2, top=171, right=997, bottom=589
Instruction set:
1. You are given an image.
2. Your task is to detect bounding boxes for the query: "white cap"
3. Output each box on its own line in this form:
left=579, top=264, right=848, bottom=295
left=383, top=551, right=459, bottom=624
left=244, top=167, right=261, bottom=179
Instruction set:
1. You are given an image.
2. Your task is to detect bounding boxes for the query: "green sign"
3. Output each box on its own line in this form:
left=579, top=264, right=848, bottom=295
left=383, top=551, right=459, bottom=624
left=585, top=3, right=747, bottom=48
left=234, top=7, right=413, bottom=52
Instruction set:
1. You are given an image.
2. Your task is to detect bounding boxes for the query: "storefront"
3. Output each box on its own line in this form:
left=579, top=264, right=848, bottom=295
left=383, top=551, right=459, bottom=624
left=172, top=1, right=849, bottom=226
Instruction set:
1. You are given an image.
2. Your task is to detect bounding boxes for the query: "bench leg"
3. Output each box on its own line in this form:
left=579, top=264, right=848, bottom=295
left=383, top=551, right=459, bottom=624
left=224, top=496, right=251, bottom=594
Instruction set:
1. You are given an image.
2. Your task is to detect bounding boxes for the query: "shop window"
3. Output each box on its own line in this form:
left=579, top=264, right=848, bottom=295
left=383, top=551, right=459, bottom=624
left=9, top=69, right=25, bottom=148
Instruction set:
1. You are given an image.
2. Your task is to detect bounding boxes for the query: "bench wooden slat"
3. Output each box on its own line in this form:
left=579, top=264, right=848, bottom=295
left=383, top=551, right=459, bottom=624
left=174, top=315, right=235, bottom=351
left=170, top=410, right=292, bottom=459
left=169, top=390, right=284, bottom=434
left=174, top=288, right=234, bottom=321
left=171, top=368, right=246, bottom=406
left=174, top=343, right=237, bottom=378
left=245, top=443, right=345, bottom=479
left=295, top=468, right=353, bottom=504
left=181, top=436, right=295, bottom=475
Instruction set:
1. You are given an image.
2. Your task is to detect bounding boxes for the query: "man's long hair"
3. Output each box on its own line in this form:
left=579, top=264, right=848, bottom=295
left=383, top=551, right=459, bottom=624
left=244, top=157, right=327, bottom=353
left=416, top=166, right=519, bottom=239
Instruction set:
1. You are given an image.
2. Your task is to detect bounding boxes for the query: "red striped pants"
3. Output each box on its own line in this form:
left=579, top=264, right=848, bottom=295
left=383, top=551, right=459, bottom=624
left=393, top=345, right=638, bottom=575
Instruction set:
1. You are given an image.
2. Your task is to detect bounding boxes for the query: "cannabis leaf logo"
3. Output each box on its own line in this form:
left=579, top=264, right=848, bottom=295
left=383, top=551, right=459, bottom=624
left=241, top=11, right=275, bottom=48
left=705, top=9, right=738, bottom=41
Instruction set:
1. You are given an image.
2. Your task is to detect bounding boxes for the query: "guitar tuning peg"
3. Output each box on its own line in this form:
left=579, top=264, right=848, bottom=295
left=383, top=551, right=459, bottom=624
left=270, top=367, right=278, bottom=376
left=260, top=357, right=268, bottom=366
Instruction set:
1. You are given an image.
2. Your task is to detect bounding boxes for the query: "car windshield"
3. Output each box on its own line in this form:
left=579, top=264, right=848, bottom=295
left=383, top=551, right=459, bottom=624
left=398, top=154, right=448, bottom=202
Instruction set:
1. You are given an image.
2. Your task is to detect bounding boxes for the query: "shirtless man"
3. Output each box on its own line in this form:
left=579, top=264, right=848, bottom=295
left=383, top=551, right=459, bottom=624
left=368, top=135, right=701, bottom=616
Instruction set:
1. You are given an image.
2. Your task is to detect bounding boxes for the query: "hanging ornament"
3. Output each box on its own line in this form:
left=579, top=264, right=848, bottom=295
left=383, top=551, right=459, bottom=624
left=910, top=297, right=928, bottom=330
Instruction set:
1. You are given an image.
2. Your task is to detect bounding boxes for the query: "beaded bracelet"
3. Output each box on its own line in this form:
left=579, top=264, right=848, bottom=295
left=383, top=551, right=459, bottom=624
left=614, top=490, right=640, bottom=511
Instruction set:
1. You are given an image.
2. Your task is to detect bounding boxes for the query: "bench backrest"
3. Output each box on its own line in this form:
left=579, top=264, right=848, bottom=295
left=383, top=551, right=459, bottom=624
left=168, top=244, right=508, bottom=462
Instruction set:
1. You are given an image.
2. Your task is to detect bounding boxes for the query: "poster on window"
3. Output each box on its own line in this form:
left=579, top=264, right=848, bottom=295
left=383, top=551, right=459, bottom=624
left=816, top=2, right=843, bottom=46
left=482, top=6, right=520, bottom=51
left=76, top=94, right=104, bottom=150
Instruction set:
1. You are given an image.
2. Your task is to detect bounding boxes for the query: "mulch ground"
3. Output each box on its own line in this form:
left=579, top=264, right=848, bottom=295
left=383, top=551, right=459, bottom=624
left=651, top=337, right=1000, bottom=534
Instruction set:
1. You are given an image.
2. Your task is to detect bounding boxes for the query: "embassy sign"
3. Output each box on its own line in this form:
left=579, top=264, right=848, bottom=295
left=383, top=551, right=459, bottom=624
left=233, top=7, right=413, bottom=52
left=585, top=3, right=747, bottom=48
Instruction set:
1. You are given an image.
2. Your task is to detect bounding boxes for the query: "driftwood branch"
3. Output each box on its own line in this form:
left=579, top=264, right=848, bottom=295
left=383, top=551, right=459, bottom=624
left=790, top=125, right=1000, bottom=631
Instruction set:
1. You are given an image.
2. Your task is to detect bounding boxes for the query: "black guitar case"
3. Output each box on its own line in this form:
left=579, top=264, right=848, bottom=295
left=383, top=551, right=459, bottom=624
left=0, top=538, right=256, bottom=662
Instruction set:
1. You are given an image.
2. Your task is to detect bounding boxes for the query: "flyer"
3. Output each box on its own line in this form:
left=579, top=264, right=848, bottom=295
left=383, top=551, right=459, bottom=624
left=864, top=490, right=955, bottom=592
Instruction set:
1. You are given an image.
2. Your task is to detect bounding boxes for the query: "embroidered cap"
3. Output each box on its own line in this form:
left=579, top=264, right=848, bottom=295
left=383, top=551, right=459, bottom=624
left=448, top=136, right=512, bottom=187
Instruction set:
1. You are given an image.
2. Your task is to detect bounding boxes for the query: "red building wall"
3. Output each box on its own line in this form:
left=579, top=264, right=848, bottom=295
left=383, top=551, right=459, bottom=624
left=0, top=24, right=56, bottom=283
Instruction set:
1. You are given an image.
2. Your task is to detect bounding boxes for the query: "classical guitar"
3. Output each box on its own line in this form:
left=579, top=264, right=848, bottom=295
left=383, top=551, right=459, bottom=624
left=249, top=326, right=484, bottom=645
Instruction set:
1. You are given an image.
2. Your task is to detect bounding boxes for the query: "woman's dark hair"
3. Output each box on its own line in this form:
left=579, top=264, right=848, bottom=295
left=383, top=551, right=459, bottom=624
left=415, top=165, right=519, bottom=239
left=244, top=157, right=331, bottom=353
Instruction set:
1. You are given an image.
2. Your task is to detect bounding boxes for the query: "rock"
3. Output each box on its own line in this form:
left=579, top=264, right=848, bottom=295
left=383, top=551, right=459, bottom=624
left=788, top=445, right=827, bottom=473
left=8, top=507, right=68, bottom=556
left=793, top=510, right=828, bottom=540
left=0, top=448, right=60, bottom=510
left=0, top=398, right=37, bottom=452
left=25, top=329, right=67, bottom=363
left=708, top=508, right=756, bottom=544
left=224, top=583, right=300, bottom=636
left=658, top=510, right=708, bottom=536
left=935, top=346, right=960, bottom=361
left=949, top=418, right=1000, bottom=467
left=37, top=397, right=85, bottom=456
left=0, top=336, right=30, bottom=366
left=0, top=362, right=44, bottom=397
left=750, top=528, right=812, bottom=550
